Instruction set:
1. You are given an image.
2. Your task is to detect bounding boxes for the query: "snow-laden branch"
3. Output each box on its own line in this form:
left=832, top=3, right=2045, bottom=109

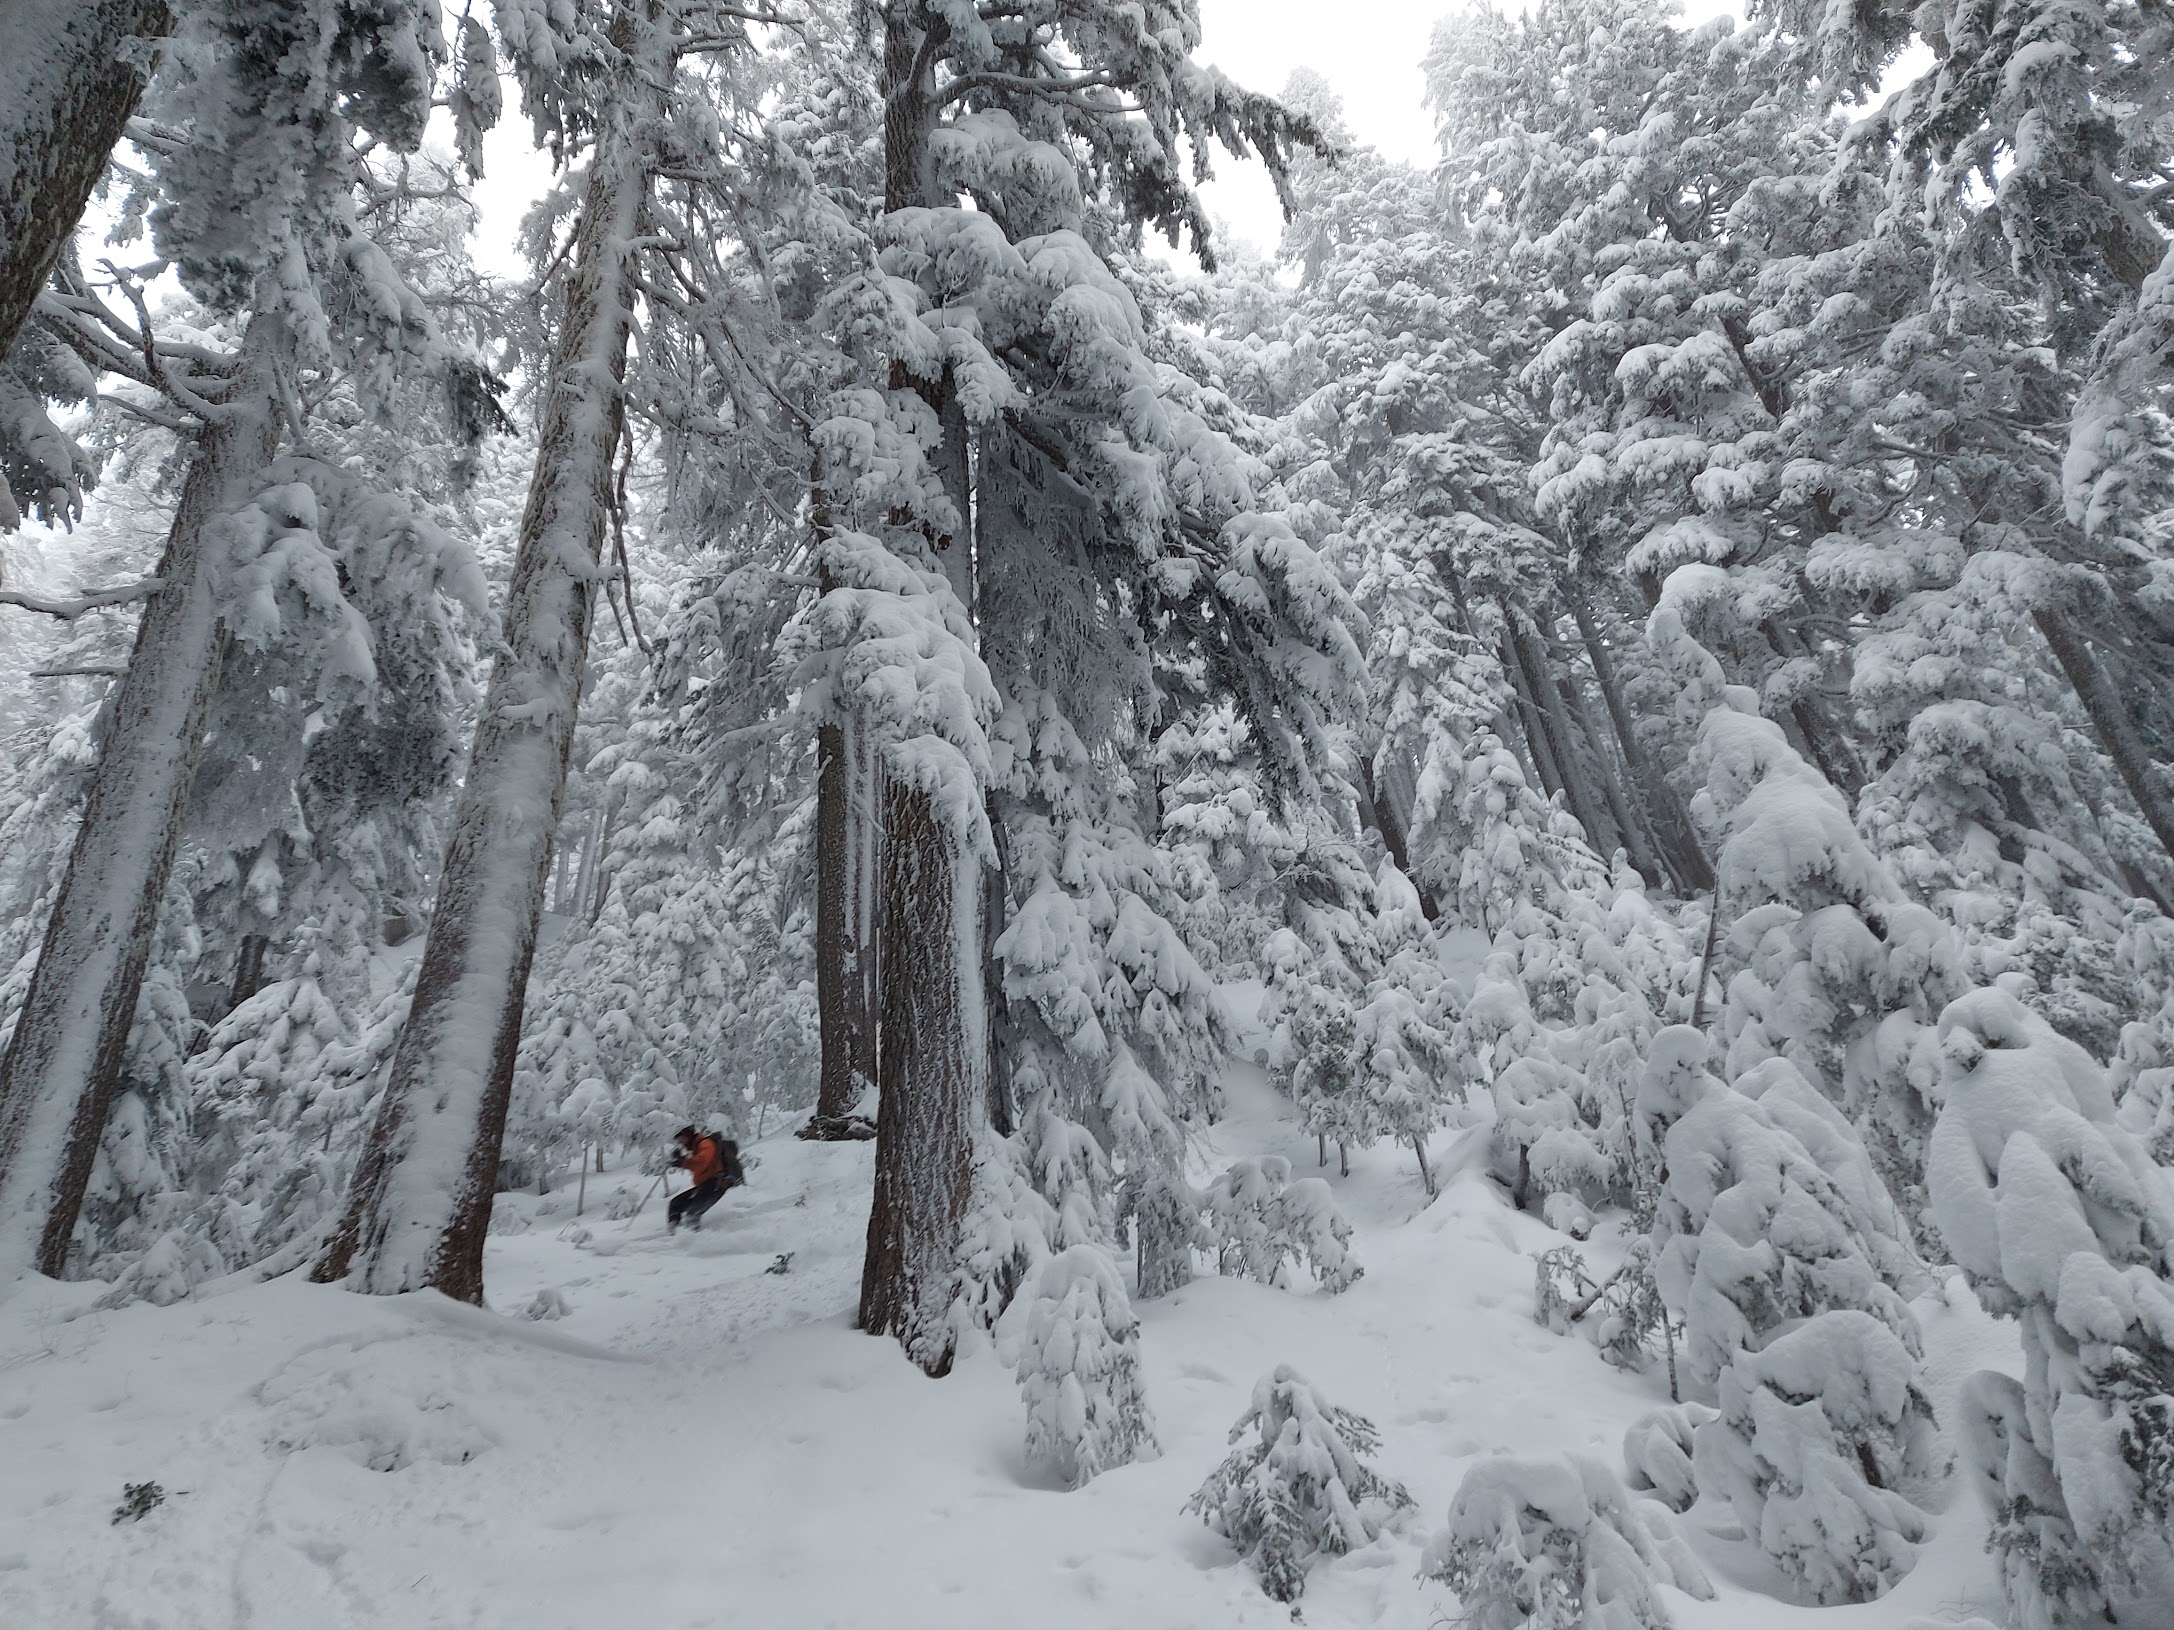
left=0, top=578, right=164, bottom=621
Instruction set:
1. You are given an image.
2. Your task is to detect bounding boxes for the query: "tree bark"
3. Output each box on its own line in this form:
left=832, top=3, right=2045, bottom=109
left=850, top=0, right=991, bottom=1360
left=857, top=771, right=981, bottom=1375
left=810, top=454, right=880, bottom=1135
left=1555, top=646, right=1660, bottom=886
left=1503, top=629, right=1565, bottom=802
left=0, top=310, right=287, bottom=1284
left=0, top=1, right=171, bottom=368
left=2035, top=606, right=2174, bottom=869
left=312, top=2, right=664, bottom=1302
left=1564, top=584, right=1711, bottom=893
left=808, top=721, right=873, bottom=1130
left=1510, top=608, right=1614, bottom=856
left=227, top=933, right=270, bottom=1013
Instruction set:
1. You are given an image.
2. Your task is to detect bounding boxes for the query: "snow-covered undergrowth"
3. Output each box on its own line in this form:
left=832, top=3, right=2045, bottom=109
left=2, top=1067, right=2022, bottom=1630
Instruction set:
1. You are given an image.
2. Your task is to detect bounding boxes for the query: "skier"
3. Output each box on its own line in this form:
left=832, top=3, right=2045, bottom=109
left=666, top=1125, right=741, bottom=1232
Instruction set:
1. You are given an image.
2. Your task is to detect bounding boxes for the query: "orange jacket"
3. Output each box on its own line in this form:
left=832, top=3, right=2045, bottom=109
left=681, top=1135, right=723, bottom=1187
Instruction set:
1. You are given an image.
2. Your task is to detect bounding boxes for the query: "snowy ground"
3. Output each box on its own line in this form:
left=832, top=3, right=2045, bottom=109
left=1, top=1068, right=2018, bottom=1630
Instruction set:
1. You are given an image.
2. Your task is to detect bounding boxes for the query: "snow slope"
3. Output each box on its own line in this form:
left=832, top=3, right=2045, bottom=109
left=1, top=1073, right=2017, bottom=1630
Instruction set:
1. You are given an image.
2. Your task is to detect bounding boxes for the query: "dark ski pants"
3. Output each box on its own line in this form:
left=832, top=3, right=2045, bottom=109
left=669, top=1175, right=728, bottom=1231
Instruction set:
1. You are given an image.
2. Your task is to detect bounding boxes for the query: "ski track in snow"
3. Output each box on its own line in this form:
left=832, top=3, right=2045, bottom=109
left=0, top=1073, right=2019, bottom=1630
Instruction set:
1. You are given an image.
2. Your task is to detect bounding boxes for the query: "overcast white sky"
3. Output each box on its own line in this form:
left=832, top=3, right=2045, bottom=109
left=468, top=1, right=1742, bottom=274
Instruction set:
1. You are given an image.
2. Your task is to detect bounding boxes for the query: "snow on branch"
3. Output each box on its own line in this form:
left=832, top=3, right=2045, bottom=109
left=0, top=577, right=163, bottom=621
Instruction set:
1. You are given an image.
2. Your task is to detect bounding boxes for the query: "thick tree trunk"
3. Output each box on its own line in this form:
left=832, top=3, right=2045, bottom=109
left=857, top=773, right=981, bottom=1374
left=0, top=311, right=287, bottom=1285
left=1510, top=609, right=1614, bottom=856
left=1565, top=586, right=1711, bottom=893
left=312, top=5, right=662, bottom=1302
left=2036, top=607, right=2174, bottom=869
left=850, top=0, right=991, bottom=1358
left=0, top=1, right=171, bottom=368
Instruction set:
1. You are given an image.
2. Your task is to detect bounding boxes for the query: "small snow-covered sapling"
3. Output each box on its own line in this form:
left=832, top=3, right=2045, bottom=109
left=1201, top=1158, right=1363, bottom=1293
left=1016, top=1245, right=1158, bottom=1489
left=1188, top=1365, right=1411, bottom=1602
left=1423, top=1453, right=1711, bottom=1629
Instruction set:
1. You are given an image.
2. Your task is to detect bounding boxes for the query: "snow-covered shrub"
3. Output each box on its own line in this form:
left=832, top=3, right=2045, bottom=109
left=1015, top=1244, right=1157, bottom=1489
left=1422, top=1452, right=1712, bottom=1629
left=1188, top=1365, right=1412, bottom=1602
left=1534, top=1241, right=1676, bottom=1378
left=1464, top=924, right=1669, bottom=1218
left=1639, top=1029, right=1925, bottom=1399
left=2111, top=908, right=2174, bottom=1163
left=1927, top=987, right=2174, bottom=1630
left=1257, top=843, right=1461, bottom=1191
left=1694, top=1309, right=1940, bottom=1602
left=1494, top=1049, right=1615, bottom=1210
left=1681, top=668, right=1966, bottom=1201
left=1623, top=1404, right=1716, bottom=1514
left=1633, top=1024, right=1937, bottom=1596
left=1201, top=1156, right=1361, bottom=1292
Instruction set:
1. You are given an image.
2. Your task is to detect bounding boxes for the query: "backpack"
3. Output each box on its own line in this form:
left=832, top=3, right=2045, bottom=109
left=715, top=1136, right=745, bottom=1188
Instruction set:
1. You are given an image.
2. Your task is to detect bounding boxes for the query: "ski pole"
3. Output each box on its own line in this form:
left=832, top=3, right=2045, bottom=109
left=621, top=1168, right=671, bottom=1230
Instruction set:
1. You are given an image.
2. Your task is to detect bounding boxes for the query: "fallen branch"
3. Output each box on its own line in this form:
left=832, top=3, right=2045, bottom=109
left=30, top=664, right=127, bottom=678
left=0, top=578, right=163, bottom=621
left=1564, top=1261, right=1630, bottom=1323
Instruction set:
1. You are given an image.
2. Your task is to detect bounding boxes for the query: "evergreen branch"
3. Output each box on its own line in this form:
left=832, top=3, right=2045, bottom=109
left=939, top=69, right=1124, bottom=108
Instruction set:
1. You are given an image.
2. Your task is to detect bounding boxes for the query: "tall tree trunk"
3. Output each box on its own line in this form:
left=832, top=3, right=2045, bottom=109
left=312, top=3, right=663, bottom=1302
left=2036, top=607, right=2174, bottom=869
left=227, top=932, right=270, bottom=1013
left=1761, top=619, right=1865, bottom=802
left=815, top=727, right=857, bottom=1113
left=1556, top=651, right=1660, bottom=886
left=857, top=772, right=981, bottom=1375
left=1510, top=608, right=1614, bottom=856
left=812, top=712, right=881, bottom=1130
left=1564, top=584, right=1711, bottom=892
left=0, top=310, right=287, bottom=1285
left=1503, top=630, right=1565, bottom=801
left=0, top=1, right=171, bottom=367
left=1356, top=754, right=1441, bottom=919
left=852, top=1, right=990, bottom=1360
left=982, top=792, right=1016, bottom=1137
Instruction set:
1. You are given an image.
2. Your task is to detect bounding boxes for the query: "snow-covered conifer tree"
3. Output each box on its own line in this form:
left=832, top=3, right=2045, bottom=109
left=1928, top=986, right=2174, bottom=1630
left=1634, top=1024, right=1938, bottom=1598
left=1201, top=1156, right=1362, bottom=1293
left=0, top=0, right=466, bottom=1287
left=1423, top=1452, right=1712, bottom=1629
left=1188, top=1364, right=1412, bottom=1603
left=1015, top=1244, right=1158, bottom=1489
